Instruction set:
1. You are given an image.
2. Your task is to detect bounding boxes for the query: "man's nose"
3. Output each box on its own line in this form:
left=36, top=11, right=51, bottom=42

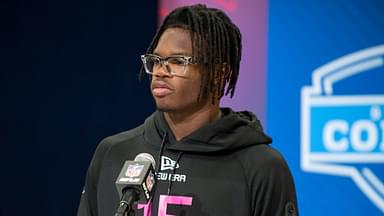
left=152, top=63, right=171, bottom=77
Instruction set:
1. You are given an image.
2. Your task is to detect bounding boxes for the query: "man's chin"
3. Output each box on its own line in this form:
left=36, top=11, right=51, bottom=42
left=156, top=105, right=174, bottom=113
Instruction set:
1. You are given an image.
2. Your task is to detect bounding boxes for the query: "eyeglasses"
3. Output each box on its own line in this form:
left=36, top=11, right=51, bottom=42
left=141, top=54, right=196, bottom=76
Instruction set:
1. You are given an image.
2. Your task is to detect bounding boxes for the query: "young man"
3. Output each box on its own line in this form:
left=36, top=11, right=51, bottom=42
left=78, top=4, right=298, bottom=216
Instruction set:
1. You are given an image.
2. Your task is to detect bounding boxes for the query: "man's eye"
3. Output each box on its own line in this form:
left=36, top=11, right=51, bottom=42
left=149, top=57, right=161, bottom=64
left=168, top=58, right=186, bottom=65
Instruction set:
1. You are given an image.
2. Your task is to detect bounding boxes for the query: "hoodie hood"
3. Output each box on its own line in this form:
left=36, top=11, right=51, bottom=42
left=143, top=108, right=272, bottom=154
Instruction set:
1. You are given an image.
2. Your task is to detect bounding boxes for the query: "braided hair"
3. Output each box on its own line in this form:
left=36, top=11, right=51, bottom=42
left=140, top=4, right=242, bottom=102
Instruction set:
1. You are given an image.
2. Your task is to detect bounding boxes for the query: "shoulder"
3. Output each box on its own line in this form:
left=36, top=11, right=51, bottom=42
left=239, top=144, right=288, bottom=168
left=92, top=124, right=145, bottom=162
left=236, top=144, right=293, bottom=181
left=85, top=124, right=146, bottom=185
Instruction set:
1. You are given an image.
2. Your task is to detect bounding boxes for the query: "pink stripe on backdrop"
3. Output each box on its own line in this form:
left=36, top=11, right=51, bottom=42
left=159, top=0, right=267, bottom=124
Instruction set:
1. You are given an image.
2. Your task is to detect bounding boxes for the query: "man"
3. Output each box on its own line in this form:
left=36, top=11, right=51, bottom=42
left=78, top=4, right=298, bottom=216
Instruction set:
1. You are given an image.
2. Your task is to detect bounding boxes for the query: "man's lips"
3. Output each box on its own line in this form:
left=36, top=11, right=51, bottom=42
left=151, top=81, right=173, bottom=97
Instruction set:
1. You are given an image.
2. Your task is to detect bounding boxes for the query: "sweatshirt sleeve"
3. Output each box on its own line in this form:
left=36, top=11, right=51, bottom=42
left=248, top=145, right=298, bottom=216
left=77, top=137, right=113, bottom=216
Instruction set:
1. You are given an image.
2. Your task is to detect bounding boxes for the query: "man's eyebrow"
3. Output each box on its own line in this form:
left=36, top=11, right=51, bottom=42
left=170, top=52, right=192, bottom=56
left=152, top=51, right=192, bottom=57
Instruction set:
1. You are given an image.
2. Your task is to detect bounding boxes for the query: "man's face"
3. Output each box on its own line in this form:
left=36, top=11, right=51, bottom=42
left=151, top=28, right=205, bottom=113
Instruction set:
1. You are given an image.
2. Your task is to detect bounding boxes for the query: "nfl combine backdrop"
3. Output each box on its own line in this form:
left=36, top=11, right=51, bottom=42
left=268, top=1, right=384, bottom=216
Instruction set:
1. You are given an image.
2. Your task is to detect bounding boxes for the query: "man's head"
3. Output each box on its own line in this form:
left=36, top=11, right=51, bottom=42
left=141, top=4, right=242, bottom=112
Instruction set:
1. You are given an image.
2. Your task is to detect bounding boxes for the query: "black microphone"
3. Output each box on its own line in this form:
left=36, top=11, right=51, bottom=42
left=115, top=153, right=156, bottom=216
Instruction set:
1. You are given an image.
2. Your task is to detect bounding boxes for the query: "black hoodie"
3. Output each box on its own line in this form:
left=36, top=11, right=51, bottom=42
left=77, top=108, right=298, bottom=216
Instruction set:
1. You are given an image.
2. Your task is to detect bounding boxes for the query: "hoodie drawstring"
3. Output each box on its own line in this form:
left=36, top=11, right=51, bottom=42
left=151, top=131, right=184, bottom=201
left=167, top=151, right=183, bottom=195
left=156, top=131, right=167, bottom=175
left=146, top=132, right=167, bottom=216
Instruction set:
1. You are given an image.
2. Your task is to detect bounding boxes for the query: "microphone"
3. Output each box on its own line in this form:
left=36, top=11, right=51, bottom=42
left=115, top=153, right=156, bottom=216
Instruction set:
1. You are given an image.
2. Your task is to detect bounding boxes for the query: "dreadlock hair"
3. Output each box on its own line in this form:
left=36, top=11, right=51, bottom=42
left=140, top=4, right=242, bottom=103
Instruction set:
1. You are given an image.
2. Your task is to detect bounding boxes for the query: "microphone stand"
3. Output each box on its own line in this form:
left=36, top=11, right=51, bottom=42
left=115, top=189, right=138, bottom=216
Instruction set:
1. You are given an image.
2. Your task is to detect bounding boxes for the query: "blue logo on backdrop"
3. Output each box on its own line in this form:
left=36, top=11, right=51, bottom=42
left=301, top=45, right=384, bottom=213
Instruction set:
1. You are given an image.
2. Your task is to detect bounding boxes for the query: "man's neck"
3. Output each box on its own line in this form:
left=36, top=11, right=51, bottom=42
left=163, top=104, right=221, bottom=141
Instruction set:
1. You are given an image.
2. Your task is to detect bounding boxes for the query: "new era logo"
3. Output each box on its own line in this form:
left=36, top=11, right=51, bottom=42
left=161, top=156, right=180, bottom=171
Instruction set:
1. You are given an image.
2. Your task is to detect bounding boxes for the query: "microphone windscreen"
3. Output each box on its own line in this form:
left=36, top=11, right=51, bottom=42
left=134, top=153, right=156, bottom=168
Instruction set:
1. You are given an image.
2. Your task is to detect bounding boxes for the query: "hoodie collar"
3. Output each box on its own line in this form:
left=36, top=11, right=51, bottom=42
left=143, top=108, right=272, bottom=154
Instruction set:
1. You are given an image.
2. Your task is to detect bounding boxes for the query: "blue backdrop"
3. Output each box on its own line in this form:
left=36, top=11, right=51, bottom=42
left=0, top=1, right=157, bottom=215
left=267, top=0, right=384, bottom=215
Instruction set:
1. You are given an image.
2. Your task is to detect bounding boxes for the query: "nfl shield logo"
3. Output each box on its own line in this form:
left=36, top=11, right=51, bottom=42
left=125, top=163, right=144, bottom=177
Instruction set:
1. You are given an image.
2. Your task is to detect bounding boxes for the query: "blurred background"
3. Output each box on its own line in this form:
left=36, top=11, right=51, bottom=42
left=1, top=0, right=383, bottom=215
left=1, top=0, right=157, bottom=215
